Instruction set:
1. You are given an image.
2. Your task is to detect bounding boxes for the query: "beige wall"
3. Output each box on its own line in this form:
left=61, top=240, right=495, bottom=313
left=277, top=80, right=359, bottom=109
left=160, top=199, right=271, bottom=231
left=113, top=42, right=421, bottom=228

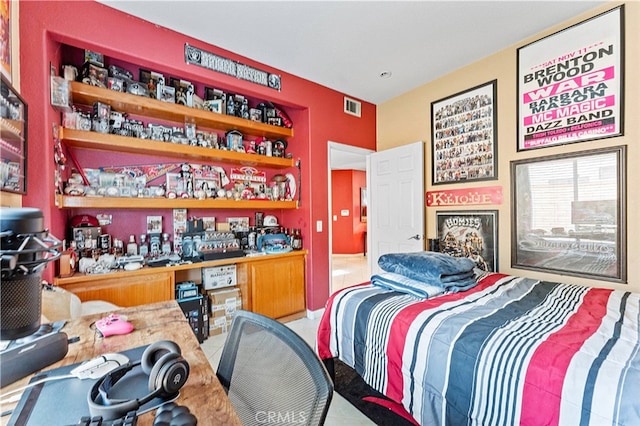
left=377, top=1, right=639, bottom=292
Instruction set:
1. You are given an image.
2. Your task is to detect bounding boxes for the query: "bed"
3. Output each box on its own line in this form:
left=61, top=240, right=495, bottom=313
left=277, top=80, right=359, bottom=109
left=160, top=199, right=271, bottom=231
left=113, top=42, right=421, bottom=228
left=317, top=272, right=640, bottom=425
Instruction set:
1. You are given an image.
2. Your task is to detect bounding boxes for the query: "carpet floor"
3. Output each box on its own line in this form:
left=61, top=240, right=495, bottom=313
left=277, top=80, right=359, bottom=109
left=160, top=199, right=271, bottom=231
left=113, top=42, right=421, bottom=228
left=332, top=359, right=418, bottom=426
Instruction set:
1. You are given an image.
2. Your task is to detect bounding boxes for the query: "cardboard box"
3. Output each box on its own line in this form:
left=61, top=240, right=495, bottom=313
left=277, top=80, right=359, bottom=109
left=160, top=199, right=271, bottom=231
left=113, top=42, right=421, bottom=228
left=202, top=264, right=237, bottom=290
left=209, top=316, right=232, bottom=336
left=207, top=287, right=241, bottom=336
left=208, top=287, right=242, bottom=318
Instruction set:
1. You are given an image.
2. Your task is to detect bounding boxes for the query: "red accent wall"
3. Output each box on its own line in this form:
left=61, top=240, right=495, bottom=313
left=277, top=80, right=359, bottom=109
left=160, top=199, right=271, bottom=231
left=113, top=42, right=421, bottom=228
left=331, top=170, right=367, bottom=254
left=18, top=1, right=376, bottom=310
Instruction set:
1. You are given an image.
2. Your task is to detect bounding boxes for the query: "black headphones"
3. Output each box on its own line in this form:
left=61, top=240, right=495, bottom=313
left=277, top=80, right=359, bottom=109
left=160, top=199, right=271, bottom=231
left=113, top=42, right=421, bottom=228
left=87, top=340, right=190, bottom=421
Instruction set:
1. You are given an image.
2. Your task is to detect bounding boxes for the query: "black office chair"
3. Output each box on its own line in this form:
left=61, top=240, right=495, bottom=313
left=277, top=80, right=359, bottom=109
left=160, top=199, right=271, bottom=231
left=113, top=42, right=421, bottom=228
left=216, top=310, right=333, bottom=426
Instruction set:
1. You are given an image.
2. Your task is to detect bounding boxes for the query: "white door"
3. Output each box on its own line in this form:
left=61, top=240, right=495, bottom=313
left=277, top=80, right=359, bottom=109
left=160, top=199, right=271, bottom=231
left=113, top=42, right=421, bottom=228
left=367, top=141, right=425, bottom=274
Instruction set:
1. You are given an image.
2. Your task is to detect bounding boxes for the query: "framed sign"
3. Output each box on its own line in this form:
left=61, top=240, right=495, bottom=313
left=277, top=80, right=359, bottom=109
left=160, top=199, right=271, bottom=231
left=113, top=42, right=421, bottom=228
left=431, top=80, right=497, bottom=185
left=436, top=210, right=498, bottom=273
left=511, top=146, right=626, bottom=282
left=517, top=6, right=624, bottom=151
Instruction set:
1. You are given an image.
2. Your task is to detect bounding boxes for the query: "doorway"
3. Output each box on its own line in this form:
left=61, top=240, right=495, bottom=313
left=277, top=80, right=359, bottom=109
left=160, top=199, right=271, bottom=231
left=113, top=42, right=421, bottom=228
left=328, top=142, right=374, bottom=294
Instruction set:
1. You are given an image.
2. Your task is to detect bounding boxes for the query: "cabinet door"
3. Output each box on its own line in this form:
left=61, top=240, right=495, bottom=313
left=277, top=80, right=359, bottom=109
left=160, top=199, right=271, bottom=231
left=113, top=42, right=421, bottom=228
left=250, top=256, right=305, bottom=319
left=58, top=271, right=173, bottom=307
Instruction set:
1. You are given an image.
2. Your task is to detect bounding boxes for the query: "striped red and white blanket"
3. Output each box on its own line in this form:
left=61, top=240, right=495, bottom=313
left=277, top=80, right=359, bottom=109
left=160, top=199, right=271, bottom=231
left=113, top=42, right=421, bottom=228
left=317, top=273, right=640, bottom=425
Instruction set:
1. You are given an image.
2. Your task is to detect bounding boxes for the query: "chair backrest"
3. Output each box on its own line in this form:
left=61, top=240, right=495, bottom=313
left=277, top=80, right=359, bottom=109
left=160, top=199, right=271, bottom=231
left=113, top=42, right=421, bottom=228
left=216, top=310, right=333, bottom=426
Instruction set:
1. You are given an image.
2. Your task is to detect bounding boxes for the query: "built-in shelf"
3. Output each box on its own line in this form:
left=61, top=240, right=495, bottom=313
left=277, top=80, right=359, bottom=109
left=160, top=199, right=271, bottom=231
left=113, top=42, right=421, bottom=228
left=57, top=194, right=298, bottom=210
left=70, top=82, right=294, bottom=139
left=60, top=82, right=299, bottom=211
left=60, top=127, right=295, bottom=168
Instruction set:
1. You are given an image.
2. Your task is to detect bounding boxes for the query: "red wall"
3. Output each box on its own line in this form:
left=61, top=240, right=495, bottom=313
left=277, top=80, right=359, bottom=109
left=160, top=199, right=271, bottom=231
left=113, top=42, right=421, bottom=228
left=331, top=170, right=367, bottom=254
left=19, top=1, right=376, bottom=311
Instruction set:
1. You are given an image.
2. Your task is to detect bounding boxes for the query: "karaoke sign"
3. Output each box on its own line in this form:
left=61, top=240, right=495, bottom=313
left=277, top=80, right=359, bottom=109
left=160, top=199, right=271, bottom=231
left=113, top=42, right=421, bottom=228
left=426, top=186, right=503, bottom=207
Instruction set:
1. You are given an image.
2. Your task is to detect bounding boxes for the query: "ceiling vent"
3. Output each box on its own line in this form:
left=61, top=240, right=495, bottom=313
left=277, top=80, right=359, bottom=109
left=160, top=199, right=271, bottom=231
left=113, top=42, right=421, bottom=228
left=344, top=97, right=361, bottom=117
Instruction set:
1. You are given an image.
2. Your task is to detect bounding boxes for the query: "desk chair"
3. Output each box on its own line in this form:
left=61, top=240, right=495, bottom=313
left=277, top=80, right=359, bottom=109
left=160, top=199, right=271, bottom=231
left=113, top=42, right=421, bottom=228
left=216, top=310, right=333, bottom=426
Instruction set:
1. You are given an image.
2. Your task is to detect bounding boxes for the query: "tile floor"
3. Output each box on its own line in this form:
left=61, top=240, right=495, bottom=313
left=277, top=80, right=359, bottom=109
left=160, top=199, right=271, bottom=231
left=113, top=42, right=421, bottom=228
left=200, top=254, right=374, bottom=425
left=331, top=254, right=371, bottom=293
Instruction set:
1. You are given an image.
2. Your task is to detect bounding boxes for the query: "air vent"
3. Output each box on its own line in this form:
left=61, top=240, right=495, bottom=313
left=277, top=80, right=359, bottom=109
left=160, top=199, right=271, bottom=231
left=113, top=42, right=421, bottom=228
left=344, top=97, right=361, bottom=117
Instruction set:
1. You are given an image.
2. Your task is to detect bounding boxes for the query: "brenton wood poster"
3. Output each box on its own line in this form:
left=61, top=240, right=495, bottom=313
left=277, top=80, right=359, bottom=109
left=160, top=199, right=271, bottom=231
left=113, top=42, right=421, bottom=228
left=517, top=6, right=623, bottom=151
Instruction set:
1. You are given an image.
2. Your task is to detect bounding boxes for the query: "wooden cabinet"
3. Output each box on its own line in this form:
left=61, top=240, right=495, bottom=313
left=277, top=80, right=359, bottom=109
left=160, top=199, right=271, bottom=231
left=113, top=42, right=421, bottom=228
left=54, top=251, right=307, bottom=319
left=249, top=254, right=306, bottom=319
left=55, top=268, right=174, bottom=307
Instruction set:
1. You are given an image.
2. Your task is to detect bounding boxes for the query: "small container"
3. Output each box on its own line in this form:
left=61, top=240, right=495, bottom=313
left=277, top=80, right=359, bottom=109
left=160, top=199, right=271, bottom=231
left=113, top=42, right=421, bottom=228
left=255, top=212, right=264, bottom=227
left=161, top=233, right=172, bottom=255
left=126, top=234, right=138, bottom=256
left=112, top=238, right=124, bottom=257
left=291, top=229, right=303, bottom=250
left=139, top=234, right=149, bottom=258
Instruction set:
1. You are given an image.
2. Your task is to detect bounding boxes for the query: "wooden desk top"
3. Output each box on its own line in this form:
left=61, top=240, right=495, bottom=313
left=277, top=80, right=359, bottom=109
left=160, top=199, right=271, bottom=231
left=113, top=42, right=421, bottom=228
left=0, top=301, right=241, bottom=425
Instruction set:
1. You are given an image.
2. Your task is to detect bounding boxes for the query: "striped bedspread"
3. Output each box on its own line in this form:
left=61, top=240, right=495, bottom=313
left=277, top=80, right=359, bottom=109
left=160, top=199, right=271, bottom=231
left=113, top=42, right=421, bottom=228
left=317, top=273, right=640, bottom=425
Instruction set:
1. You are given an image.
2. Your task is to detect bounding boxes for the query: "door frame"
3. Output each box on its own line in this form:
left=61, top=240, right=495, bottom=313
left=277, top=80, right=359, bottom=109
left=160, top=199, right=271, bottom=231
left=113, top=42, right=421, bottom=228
left=327, top=141, right=374, bottom=294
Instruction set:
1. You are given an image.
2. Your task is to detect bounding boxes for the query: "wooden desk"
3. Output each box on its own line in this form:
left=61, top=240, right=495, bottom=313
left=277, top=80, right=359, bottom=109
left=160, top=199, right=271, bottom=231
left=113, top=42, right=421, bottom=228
left=0, top=301, right=241, bottom=425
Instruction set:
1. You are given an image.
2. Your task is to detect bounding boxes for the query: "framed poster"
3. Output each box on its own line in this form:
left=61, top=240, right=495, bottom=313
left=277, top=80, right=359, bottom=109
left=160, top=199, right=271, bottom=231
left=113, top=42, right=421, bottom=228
left=511, top=146, right=626, bottom=282
left=1, top=0, right=11, bottom=81
left=436, top=210, right=498, bottom=273
left=517, top=6, right=624, bottom=151
left=431, top=80, right=497, bottom=185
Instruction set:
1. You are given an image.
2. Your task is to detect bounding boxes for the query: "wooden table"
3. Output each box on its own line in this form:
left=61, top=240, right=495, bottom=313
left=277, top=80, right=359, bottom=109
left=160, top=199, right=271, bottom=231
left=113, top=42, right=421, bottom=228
left=0, top=301, right=241, bottom=425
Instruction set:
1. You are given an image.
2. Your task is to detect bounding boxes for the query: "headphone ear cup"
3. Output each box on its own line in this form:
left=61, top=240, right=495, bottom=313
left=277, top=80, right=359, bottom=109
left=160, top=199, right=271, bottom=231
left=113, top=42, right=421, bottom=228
left=141, top=340, right=182, bottom=374
left=149, top=352, right=189, bottom=395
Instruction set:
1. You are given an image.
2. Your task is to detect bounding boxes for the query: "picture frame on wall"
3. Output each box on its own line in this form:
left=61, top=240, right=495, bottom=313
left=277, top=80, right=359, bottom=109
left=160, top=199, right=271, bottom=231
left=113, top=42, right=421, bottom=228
left=511, top=146, right=626, bottom=282
left=436, top=210, right=498, bottom=273
left=431, top=80, right=497, bottom=185
left=516, top=6, right=624, bottom=151
left=1, top=0, right=12, bottom=81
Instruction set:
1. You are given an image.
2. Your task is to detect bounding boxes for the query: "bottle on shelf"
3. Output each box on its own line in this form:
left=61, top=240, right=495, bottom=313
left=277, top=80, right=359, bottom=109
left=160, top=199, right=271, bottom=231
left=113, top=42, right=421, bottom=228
left=112, top=238, right=124, bottom=257
left=126, top=234, right=138, bottom=256
left=161, top=233, right=172, bottom=255
left=291, top=229, right=303, bottom=250
left=139, top=234, right=149, bottom=258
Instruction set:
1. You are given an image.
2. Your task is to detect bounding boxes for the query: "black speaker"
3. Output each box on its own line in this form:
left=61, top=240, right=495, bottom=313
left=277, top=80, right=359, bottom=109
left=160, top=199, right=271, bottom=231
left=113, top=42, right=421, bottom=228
left=0, top=208, right=62, bottom=340
left=0, top=331, right=69, bottom=387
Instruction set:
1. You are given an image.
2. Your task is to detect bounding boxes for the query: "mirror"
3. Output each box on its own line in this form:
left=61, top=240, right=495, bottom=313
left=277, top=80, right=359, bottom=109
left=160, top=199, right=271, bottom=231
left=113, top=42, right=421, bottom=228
left=360, top=187, right=367, bottom=222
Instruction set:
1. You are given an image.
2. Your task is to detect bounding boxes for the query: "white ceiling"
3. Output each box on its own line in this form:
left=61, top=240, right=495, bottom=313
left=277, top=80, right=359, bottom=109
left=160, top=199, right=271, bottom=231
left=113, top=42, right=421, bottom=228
left=98, top=0, right=605, bottom=170
left=99, top=0, right=605, bottom=105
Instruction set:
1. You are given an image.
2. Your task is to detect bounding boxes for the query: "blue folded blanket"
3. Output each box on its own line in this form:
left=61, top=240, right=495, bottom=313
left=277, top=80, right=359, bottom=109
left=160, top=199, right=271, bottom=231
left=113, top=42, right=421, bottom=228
left=378, top=251, right=477, bottom=292
left=371, top=272, right=446, bottom=299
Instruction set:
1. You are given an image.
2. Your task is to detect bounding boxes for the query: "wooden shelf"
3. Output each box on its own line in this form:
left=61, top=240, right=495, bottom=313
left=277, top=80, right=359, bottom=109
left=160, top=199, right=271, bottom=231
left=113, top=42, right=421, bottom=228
left=57, top=194, right=298, bottom=210
left=60, top=127, right=295, bottom=168
left=70, top=82, right=294, bottom=139
left=0, top=118, right=25, bottom=143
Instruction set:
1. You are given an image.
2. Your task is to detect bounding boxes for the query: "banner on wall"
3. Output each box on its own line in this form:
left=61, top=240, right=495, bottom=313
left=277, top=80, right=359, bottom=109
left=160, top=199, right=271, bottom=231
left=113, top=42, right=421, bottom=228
left=184, top=44, right=281, bottom=91
left=517, top=6, right=623, bottom=151
left=426, top=186, right=503, bottom=207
